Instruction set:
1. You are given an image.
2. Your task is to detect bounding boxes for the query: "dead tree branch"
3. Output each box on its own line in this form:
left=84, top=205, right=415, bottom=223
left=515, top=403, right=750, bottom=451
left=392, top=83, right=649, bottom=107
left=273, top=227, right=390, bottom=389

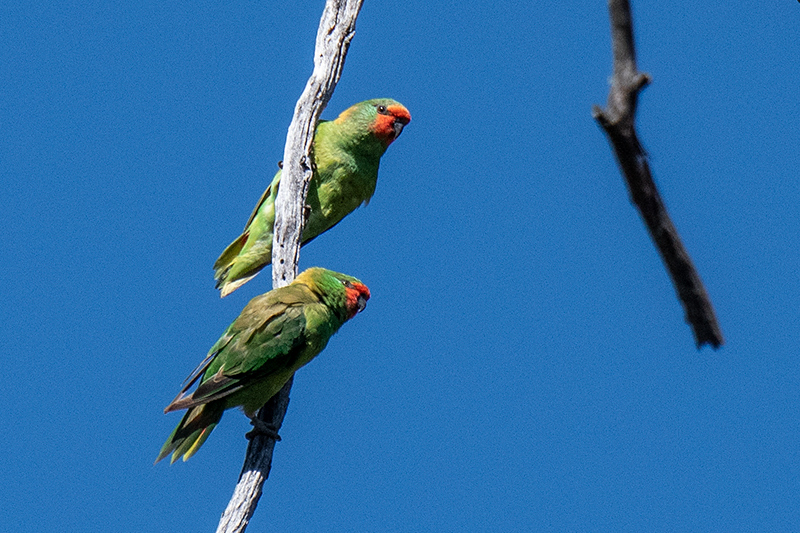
left=216, top=1, right=363, bottom=531
left=592, top=0, right=723, bottom=349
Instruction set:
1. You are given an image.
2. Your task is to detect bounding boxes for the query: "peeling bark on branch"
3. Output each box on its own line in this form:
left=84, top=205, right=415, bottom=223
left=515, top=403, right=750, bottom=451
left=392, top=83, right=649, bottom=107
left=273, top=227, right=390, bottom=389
left=216, top=1, right=363, bottom=532
left=592, top=0, right=723, bottom=349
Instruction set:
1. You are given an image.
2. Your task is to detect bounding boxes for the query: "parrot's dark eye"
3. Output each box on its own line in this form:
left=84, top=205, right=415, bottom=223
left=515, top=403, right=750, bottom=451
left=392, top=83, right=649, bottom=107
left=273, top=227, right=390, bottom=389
left=376, top=105, right=388, bottom=115
left=342, top=280, right=354, bottom=288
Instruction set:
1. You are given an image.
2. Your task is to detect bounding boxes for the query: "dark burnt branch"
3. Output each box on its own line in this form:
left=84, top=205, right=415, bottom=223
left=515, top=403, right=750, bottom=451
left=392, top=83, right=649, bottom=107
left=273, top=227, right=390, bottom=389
left=592, top=0, right=723, bottom=349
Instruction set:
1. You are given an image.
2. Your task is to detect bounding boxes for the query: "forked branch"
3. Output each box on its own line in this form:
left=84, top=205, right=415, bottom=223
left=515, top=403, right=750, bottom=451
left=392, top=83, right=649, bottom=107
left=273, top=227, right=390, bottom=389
left=592, top=0, right=723, bottom=349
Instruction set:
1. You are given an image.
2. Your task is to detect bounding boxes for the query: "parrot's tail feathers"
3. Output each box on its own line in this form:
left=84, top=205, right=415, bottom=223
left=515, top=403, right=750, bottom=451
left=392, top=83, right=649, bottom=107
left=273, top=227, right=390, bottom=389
left=214, top=232, right=264, bottom=297
left=214, top=232, right=249, bottom=273
left=213, top=232, right=249, bottom=294
left=173, top=422, right=217, bottom=462
left=219, top=272, right=258, bottom=298
left=156, top=402, right=224, bottom=464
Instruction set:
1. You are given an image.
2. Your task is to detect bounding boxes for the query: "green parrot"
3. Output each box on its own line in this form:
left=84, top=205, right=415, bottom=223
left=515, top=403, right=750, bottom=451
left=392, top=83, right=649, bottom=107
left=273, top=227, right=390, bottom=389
left=214, top=98, right=410, bottom=297
left=156, top=267, right=371, bottom=463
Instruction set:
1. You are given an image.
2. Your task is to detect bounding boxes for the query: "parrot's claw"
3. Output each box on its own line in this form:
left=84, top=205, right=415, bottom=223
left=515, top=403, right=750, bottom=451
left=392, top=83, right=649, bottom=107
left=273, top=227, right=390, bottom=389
left=246, top=417, right=282, bottom=441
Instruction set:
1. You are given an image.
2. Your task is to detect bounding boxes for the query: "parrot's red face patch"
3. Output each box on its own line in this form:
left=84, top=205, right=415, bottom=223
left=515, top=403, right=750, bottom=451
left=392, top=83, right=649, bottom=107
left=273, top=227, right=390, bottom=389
left=344, top=281, right=371, bottom=318
left=372, top=104, right=411, bottom=146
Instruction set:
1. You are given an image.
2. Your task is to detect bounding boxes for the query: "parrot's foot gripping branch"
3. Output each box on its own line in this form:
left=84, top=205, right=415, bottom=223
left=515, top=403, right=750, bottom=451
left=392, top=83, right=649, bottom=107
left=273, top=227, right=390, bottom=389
left=246, top=417, right=282, bottom=442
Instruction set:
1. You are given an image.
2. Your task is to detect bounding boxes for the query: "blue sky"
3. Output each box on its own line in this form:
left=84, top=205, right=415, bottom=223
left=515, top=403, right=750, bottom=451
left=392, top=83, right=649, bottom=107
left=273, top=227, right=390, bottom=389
left=2, top=1, right=799, bottom=531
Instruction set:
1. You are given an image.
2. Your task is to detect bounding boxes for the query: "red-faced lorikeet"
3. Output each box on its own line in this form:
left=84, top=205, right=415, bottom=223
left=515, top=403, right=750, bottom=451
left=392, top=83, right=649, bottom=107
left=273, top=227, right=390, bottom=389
left=213, top=98, right=410, bottom=297
left=157, top=267, right=370, bottom=463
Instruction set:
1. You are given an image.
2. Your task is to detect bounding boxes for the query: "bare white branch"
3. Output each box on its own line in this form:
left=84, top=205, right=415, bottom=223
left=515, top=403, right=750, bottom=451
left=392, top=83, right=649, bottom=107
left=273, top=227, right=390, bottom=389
left=272, top=0, right=364, bottom=289
left=216, top=1, right=363, bottom=531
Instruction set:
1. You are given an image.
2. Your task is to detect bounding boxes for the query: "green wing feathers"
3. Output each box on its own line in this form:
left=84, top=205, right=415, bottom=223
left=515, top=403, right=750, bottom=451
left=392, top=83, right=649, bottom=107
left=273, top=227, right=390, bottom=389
left=157, top=269, right=372, bottom=463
